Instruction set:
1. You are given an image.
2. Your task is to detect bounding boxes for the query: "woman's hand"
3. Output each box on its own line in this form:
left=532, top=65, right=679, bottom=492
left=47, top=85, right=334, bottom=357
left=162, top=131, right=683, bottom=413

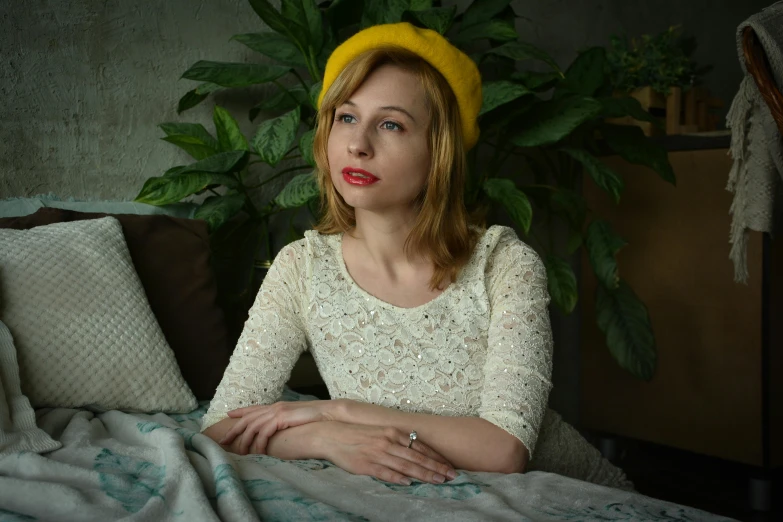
left=319, top=421, right=458, bottom=485
left=220, top=400, right=338, bottom=455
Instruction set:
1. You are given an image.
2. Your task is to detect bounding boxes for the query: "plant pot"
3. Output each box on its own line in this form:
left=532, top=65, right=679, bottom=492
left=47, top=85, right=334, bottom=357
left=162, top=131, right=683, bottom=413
left=606, top=86, right=723, bottom=136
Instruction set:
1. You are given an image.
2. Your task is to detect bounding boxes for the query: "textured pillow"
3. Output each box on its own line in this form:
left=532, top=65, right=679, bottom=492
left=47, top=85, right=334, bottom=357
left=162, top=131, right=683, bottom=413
left=0, top=217, right=197, bottom=412
left=0, top=208, right=232, bottom=399
left=0, top=318, right=61, bottom=454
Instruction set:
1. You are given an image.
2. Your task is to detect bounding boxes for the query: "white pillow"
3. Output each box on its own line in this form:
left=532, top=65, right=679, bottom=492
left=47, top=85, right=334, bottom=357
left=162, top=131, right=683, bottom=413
left=0, top=318, right=61, bottom=454
left=0, top=217, right=197, bottom=412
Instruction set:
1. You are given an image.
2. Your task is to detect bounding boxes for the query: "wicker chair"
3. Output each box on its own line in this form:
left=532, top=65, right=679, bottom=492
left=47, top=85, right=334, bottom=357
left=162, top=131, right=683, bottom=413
left=743, top=26, right=783, bottom=136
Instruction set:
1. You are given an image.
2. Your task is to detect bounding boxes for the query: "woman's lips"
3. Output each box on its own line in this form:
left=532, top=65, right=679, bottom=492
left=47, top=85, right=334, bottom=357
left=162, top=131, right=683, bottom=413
left=342, top=167, right=379, bottom=186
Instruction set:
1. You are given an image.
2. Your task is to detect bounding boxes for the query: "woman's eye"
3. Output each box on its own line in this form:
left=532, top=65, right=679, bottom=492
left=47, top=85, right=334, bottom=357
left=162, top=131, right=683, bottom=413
left=382, top=121, right=402, bottom=131
left=337, top=114, right=355, bottom=124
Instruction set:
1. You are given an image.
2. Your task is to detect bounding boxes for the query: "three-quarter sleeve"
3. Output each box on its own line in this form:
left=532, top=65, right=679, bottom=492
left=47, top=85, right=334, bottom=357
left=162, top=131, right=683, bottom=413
left=201, top=243, right=308, bottom=431
left=478, top=233, right=554, bottom=457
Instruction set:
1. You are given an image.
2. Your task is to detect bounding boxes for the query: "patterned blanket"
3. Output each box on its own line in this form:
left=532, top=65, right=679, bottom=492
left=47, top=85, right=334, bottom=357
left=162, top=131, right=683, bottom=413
left=0, top=390, right=733, bottom=521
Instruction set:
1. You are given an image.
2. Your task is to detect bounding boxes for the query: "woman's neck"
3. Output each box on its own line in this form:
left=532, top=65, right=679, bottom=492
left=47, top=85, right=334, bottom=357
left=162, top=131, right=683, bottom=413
left=347, top=211, right=428, bottom=279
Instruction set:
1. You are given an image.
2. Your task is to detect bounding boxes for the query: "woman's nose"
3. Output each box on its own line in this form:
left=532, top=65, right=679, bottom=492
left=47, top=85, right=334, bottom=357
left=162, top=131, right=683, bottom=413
left=347, top=127, right=373, bottom=158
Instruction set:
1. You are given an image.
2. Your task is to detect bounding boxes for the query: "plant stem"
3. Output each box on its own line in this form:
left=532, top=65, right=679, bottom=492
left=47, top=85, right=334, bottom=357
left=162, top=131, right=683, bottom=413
left=290, top=68, right=311, bottom=94
left=246, top=165, right=311, bottom=190
left=306, top=48, right=322, bottom=83
left=541, top=150, right=559, bottom=181
left=243, top=194, right=260, bottom=220
left=272, top=79, right=304, bottom=108
left=265, top=217, right=273, bottom=262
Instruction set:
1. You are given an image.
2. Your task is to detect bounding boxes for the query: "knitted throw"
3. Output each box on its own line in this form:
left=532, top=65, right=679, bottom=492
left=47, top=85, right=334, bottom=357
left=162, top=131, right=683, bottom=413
left=726, top=1, right=783, bottom=282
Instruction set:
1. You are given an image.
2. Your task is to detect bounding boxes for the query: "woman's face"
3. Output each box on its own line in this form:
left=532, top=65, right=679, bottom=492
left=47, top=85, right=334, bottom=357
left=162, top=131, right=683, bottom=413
left=327, top=63, right=431, bottom=220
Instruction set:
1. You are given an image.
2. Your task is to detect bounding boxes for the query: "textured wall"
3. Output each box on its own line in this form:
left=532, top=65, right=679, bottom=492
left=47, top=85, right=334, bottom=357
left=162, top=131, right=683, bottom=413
left=0, top=0, right=265, bottom=200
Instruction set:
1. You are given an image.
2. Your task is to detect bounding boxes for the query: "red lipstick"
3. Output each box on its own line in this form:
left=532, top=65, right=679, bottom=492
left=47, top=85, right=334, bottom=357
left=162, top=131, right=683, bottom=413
left=342, top=167, right=379, bottom=186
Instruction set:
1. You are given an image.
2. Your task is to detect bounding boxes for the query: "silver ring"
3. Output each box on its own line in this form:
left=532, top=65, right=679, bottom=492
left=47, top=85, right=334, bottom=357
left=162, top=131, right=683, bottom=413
left=407, top=431, right=417, bottom=449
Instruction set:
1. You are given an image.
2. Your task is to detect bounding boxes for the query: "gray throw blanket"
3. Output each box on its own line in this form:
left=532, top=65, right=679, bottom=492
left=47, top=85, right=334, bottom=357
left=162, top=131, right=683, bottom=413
left=726, top=1, right=783, bottom=282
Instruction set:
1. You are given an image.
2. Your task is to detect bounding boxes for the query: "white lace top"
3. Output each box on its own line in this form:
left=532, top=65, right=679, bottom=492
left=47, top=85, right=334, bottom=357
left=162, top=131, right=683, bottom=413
left=202, top=225, right=553, bottom=456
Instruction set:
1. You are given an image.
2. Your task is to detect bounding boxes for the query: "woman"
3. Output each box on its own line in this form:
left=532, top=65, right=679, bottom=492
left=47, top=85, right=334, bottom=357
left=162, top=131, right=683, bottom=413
left=202, top=22, right=632, bottom=490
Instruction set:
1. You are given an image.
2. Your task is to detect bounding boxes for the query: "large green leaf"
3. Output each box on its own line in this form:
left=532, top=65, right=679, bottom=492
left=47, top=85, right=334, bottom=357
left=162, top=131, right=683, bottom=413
left=252, top=106, right=301, bottom=166
left=361, top=0, right=429, bottom=27
left=600, top=124, right=676, bottom=185
left=510, top=70, right=562, bottom=92
left=194, top=193, right=247, bottom=231
left=181, top=61, right=289, bottom=88
left=460, top=0, right=513, bottom=30
left=403, top=6, right=456, bottom=34
left=480, top=95, right=537, bottom=133
left=231, top=33, right=307, bottom=67
left=250, top=84, right=309, bottom=121
left=510, top=96, right=602, bottom=148
left=248, top=0, right=308, bottom=53
left=453, top=19, right=517, bottom=44
left=213, top=106, right=249, bottom=152
left=159, top=122, right=218, bottom=160
left=561, top=147, right=624, bottom=203
left=177, top=82, right=222, bottom=114
left=299, top=129, right=316, bottom=167
left=480, top=81, right=532, bottom=115
left=487, top=42, right=562, bottom=74
left=559, top=47, right=607, bottom=97
left=599, top=97, right=663, bottom=126
left=545, top=256, right=578, bottom=315
left=159, top=123, right=218, bottom=148
left=275, top=171, right=320, bottom=208
left=178, top=150, right=247, bottom=175
left=585, top=219, right=626, bottom=290
left=160, top=136, right=216, bottom=161
left=309, top=81, right=322, bottom=108
left=135, top=172, right=238, bottom=206
left=596, top=280, right=657, bottom=381
left=482, top=178, right=532, bottom=234
left=567, top=230, right=583, bottom=254
left=281, top=0, right=324, bottom=55
left=549, top=188, right=586, bottom=230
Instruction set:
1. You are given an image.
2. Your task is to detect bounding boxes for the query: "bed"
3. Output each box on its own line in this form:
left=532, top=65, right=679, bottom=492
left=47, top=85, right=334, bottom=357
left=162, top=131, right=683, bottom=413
left=1, top=389, right=734, bottom=522
left=0, top=203, right=733, bottom=521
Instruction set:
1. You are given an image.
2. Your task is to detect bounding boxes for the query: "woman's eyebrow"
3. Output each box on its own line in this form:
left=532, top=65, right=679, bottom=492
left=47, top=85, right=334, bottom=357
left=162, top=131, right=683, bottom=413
left=343, top=100, right=417, bottom=123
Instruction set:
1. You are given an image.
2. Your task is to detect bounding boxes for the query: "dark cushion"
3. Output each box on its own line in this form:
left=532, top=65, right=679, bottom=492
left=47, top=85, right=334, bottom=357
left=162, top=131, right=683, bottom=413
left=0, top=208, right=232, bottom=400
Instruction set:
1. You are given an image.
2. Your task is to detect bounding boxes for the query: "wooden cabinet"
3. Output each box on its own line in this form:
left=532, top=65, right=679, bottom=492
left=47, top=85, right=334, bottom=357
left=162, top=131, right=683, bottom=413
left=580, top=147, right=782, bottom=469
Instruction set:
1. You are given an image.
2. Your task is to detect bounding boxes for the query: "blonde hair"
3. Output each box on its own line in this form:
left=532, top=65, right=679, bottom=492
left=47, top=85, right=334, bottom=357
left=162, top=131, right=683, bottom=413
left=313, top=47, right=481, bottom=290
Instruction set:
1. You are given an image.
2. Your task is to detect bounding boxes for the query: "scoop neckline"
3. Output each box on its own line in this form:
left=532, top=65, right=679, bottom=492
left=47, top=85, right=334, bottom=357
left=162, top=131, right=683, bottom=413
left=333, top=232, right=461, bottom=313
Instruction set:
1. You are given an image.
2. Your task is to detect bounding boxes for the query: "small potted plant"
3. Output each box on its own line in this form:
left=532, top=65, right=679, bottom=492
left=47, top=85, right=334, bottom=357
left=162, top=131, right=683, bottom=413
left=606, top=25, right=717, bottom=135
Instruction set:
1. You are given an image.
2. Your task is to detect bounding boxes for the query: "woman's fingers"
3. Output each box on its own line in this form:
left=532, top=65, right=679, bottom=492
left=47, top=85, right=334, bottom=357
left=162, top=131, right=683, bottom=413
left=408, top=440, right=455, bottom=468
left=388, top=444, right=456, bottom=483
left=364, top=448, right=456, bottom=486
left=220, top=415, right=254, bottom=445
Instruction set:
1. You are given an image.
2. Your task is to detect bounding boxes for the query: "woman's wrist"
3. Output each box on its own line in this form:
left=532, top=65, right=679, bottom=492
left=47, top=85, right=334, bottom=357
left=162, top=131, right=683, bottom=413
left=327, top=398, right=351, bottom=423
left=267, top=421, right=330, bottom=460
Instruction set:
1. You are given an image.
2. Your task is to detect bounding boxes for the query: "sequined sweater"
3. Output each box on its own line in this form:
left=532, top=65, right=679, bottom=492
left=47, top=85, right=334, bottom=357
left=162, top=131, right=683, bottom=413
left=202, top=224, right=555, bottom=456
left=200, top=225, right=636, bottom=489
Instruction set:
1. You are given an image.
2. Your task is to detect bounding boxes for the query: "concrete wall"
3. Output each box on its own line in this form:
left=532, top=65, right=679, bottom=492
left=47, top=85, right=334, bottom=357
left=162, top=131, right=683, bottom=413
left=0, top=0, right=262, bottom=200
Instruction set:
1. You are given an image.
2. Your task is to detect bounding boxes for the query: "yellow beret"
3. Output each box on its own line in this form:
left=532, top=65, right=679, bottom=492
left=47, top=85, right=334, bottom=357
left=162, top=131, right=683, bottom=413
left=318, top=22, right=482, bottom=151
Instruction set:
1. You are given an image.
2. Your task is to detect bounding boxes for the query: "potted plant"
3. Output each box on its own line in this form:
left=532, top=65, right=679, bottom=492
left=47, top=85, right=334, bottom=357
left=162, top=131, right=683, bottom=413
left=136, top=0, right=677, bottom=381
left=605, top=25, right=717, bottom=134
